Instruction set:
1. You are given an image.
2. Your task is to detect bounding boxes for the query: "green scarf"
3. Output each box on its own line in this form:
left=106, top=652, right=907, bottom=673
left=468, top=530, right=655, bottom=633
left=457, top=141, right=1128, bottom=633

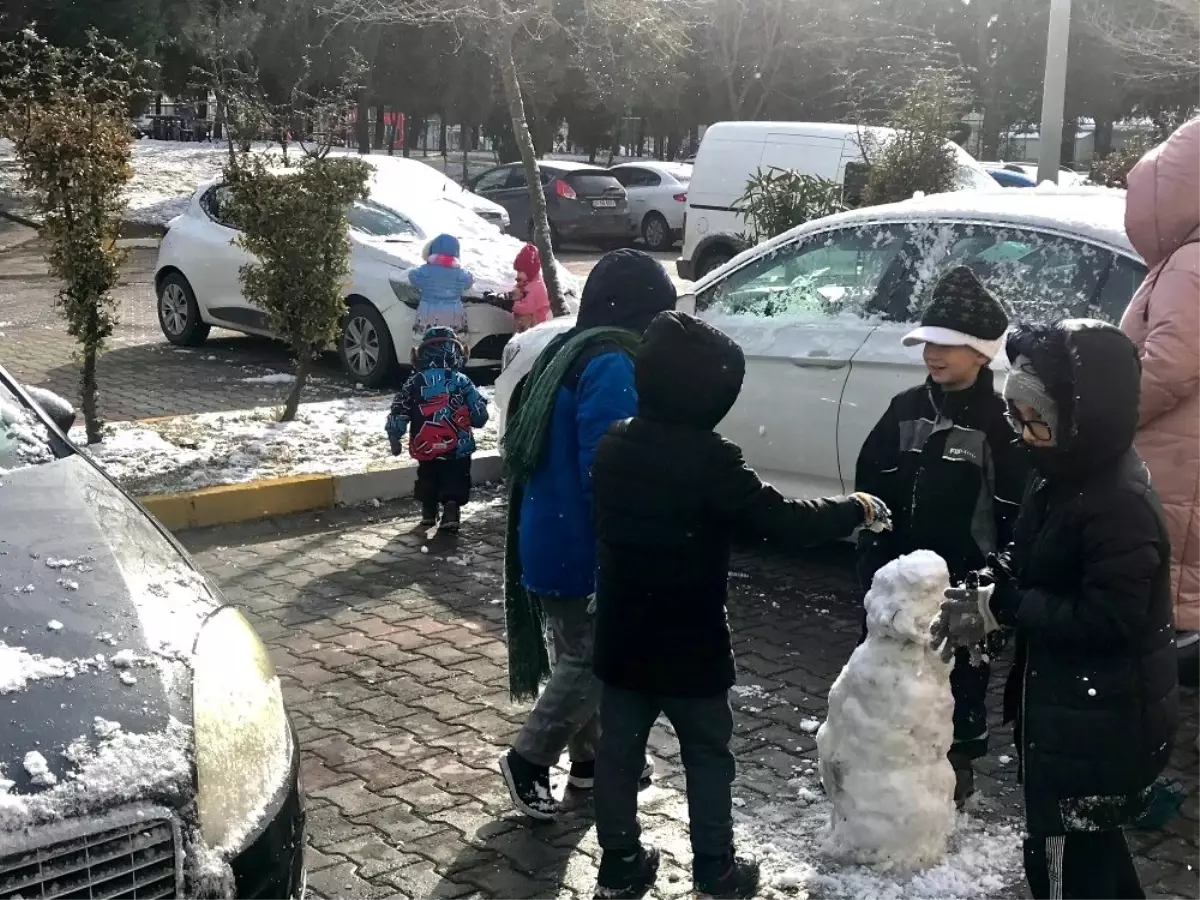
left=502, top=326, right=643, bottom=701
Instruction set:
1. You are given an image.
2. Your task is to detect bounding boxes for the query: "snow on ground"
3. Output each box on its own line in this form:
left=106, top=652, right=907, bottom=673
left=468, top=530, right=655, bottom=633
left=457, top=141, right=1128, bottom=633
left=75, top=389, right=499, bottom=495
left=735, top=772, right=1024, bottom=900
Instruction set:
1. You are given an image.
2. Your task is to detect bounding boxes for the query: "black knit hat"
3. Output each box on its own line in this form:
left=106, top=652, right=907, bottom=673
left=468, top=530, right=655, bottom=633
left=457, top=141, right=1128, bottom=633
left=902, top=266, right=1009, bottom=359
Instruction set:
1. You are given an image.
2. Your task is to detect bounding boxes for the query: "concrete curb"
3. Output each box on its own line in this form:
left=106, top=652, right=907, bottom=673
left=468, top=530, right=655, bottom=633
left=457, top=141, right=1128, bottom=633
left=138, top=450, right=504, bottom=531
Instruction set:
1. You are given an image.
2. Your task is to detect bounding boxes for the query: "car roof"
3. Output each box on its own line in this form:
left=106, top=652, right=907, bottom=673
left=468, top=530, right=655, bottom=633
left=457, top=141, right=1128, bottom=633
left=611, top=161, right=692, bottom=174
left=703, top=121, right=885, bottom=141
left=693, top=187, right=1137, bottom=291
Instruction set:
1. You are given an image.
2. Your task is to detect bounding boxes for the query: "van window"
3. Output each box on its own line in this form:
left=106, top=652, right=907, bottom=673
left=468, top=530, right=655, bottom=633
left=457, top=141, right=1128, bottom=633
left=697, top=224, right=910, bottom=320
left=842, top=162, right=870, bottom=208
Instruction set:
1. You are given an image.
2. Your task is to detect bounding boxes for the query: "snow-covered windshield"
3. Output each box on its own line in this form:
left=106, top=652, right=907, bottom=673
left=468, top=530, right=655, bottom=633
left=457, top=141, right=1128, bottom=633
left=0, top=384, right=55, bottom=472
left=347, top=200, right=422, bottom=239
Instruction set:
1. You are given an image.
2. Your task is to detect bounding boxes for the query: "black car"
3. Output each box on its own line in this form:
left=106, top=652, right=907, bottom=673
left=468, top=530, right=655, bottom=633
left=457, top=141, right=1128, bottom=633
left=0, top=368, right=304, bottom=898
left=469, top=161, right=635, bottom=249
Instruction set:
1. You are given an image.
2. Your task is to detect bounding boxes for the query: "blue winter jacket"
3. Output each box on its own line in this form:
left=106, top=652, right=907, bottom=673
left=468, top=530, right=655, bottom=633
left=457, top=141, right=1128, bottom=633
left=518, top=345, right=638, bottom=599
left=408, top=261, right=474, bottom=315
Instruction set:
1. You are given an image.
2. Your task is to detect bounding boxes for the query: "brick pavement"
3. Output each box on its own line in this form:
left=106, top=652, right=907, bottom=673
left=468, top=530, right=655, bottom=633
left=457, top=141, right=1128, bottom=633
left=180, top=496, right=1200, bottom=900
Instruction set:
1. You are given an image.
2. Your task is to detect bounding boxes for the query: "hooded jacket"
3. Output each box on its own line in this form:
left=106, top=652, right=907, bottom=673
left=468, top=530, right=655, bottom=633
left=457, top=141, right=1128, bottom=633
left=591, top=311, right=866, bottom=697
left=408, top=234, right=474, bottom=317
left=385, top=328, right=489, bottom=461
left=1119, top=117, right=1200, bottom=632
left=512, top=244, right=551, bottom=322
left=992, top=320, right=1177, bottom=835
left=517, top=250, right=677, bottom=598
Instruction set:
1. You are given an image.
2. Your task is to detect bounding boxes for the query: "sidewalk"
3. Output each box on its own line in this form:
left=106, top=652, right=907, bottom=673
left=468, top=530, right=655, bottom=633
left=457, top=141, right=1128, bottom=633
left=180, top=498, right=1200, bottom=900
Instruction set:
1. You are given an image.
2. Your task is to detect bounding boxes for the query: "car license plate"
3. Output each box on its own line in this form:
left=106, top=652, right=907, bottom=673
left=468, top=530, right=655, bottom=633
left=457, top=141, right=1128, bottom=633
left=592, top=199, right=617, bottom=208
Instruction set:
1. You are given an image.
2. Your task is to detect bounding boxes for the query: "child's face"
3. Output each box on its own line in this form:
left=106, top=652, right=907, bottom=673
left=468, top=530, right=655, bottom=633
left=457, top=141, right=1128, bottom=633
left=1009, top=401, right=1057, bottom=447
left=922, top=343, right=987, bottom=390
left=515, top=271, right=528, bottom=286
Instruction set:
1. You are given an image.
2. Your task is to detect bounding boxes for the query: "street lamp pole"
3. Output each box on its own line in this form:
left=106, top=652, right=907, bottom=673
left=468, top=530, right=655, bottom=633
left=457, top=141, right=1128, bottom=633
left=1037, top=0, right=1073, bottom=184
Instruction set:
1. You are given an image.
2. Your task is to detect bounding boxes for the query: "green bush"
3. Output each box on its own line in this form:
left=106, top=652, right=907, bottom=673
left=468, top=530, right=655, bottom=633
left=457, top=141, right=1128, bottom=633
left=1087, top=136, right=1156, bottom=188
left=223, top=155, right=371, bottom=421
left=739, top=168, right=845, bottom=243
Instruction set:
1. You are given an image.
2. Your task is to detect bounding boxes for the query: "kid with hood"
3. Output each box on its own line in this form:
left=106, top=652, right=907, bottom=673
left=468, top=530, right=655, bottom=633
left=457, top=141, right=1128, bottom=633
left=934, top=320, right=1178, bottom=900
left=589, top=311, right=890, bottom=899
left=385, top=326, right=489, bottom=533
left=408, top=233, right=474, bottom=337
left=512, top=243, right=552, bottom=332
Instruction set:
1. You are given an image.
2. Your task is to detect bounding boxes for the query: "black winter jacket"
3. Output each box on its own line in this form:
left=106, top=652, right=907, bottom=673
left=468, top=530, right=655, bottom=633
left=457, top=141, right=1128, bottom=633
left=993, top=321, right=1178, bottom=836
left=592, top=312, right=866, bottom=698
left=855, top=367, right=1029, bottom=586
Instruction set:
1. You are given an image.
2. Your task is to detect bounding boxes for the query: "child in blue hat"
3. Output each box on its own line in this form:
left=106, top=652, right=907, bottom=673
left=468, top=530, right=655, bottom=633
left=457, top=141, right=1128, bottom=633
left=408, top=233, right=474, bottom=339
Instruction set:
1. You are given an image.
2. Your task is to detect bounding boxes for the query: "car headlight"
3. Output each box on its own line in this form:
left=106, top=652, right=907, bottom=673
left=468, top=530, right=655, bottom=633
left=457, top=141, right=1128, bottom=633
left=193, top=606, right=293, bottom=854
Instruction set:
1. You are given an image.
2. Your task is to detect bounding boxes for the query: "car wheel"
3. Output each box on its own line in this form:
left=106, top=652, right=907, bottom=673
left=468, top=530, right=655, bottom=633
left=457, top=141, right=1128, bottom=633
left=340, top=301, right=395, bottom=388
left=642, top=213, right=673, bottom=252
left=698, top=248, right=734, bottom=279
left=157, top=272, right=211, bottom=346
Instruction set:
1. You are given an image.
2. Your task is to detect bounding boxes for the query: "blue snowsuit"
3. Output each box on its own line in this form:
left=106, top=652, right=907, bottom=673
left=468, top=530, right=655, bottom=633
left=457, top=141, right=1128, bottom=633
left=408, top=234, right=473, bottom=337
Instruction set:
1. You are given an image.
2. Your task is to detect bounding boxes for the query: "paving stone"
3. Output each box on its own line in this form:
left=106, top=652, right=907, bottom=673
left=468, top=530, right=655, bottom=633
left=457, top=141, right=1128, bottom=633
left=309, top=777, right=394, bottom=816
left=326, top=834, right=425, bottom=879
left=306, top=861, right=395, bottom=899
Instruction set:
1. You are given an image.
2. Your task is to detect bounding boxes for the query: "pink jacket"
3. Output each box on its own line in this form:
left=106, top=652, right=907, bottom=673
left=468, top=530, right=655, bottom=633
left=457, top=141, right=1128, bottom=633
left=512, top=276, right=551, bottom=321
left=1120, top=117, right=1200, bottom=631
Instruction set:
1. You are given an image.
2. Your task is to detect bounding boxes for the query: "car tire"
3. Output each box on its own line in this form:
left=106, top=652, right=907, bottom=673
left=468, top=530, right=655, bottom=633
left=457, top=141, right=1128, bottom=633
left=697, top=247, right=734, bottom=279
left=157, top=272, right=211, bottom=346
left=642, top=213, right=673, bottom=252
left=339, top=301, right=395, bottom=388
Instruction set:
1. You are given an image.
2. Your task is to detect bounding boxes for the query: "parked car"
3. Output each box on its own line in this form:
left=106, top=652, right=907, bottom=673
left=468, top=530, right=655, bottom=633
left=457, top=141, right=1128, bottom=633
left=993, top=162, right=1089, bottom=187
left=0, top=368, right=304, bottom=898
left=363, top=156, right=510, bottom=231
left=609, top=162, right=692, bottom=251
left=154, top=174, right=579, bottom=388
left=468, top=161, right=635, bottom=249
left=981, top=162, right=1037, bottom=188
left=678, top=121, right=999, bottom=281
left=497, top=189, right=1145, bottom=501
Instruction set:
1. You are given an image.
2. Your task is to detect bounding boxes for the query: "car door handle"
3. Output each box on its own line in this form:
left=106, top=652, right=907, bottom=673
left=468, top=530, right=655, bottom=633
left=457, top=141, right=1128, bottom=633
left=792, top=356, right=847, bottom=369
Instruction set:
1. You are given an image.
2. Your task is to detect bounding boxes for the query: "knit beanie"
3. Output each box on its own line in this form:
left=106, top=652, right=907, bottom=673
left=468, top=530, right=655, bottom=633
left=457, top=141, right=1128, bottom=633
left=1003, top=354, right=1060, bottom=439
left=903, top=266, right=1009, bottom=360
left=427, top=234, right=460, bottom=260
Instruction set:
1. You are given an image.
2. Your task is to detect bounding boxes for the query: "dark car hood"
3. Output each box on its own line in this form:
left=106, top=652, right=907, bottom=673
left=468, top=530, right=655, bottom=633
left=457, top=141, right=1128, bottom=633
left=0, top=455, right=218, bottom=796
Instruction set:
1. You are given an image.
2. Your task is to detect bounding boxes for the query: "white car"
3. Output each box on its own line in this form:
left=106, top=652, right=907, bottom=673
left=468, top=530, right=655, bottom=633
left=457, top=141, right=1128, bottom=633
left=610, top=162, right=692, bottom=251
left=363, top=155, right=510, bottom=231
left=154, top=174, right=577, bottom=387
left=496, top=189, right=1145, bottom=499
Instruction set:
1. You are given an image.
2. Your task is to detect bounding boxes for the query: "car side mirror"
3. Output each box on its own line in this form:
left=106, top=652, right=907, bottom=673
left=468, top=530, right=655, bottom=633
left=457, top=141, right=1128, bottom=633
left=26, top=386, right=76, bottom=433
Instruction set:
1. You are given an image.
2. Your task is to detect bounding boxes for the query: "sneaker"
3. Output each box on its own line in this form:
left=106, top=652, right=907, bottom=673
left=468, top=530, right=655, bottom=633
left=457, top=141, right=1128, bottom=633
left=500, top=749, right=558, bottom=820
left=595, top=845, right=660, bottom=899
left=419, top=500, right=439, bottom=528
left=438, top=501, right=461, bottom=534
left=568, top=756, right=655, bottom=790
left=694, top=852, right=760, bottom=899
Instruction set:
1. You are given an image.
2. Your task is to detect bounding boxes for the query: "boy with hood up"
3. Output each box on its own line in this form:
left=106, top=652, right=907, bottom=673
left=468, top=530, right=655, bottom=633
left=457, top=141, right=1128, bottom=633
left=588, top=311, right=890, bottom=899
left=386, top=326, right=489, bottom=533
left=934, top=320, right=1178, bottom=900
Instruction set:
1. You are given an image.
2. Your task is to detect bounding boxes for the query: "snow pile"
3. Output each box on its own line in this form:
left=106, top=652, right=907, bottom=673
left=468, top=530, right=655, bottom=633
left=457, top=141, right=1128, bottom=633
left=23, top=752, right=56, bottom=787
left=816, top=550, right=956, bottom=870
left=0, top=395, right=54, bottom=474
left=76, top=391, right=499, bottom=494
left=0, top=642, right=77, bottom=693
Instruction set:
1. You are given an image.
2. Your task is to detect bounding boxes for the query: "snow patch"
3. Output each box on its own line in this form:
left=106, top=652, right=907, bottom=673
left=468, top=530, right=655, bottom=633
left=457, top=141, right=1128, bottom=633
left=0, top=643, right=73, bottom=693
left=46, top=620, right=63, bottom=632
left=240, top=373, right=296, bottom=385
left=23, top=752, right=56, bottom=788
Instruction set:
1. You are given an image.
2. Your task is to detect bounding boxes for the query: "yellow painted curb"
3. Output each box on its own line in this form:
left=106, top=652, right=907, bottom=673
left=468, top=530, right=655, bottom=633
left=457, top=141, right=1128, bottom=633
left=138, top=474, right=336, bottom=530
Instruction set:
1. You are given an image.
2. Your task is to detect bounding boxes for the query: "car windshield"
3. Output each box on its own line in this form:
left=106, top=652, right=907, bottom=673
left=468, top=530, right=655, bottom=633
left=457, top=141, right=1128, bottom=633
left=347, top=200, right=422, bottom=239
left=0, top=383, right=56, bottom=472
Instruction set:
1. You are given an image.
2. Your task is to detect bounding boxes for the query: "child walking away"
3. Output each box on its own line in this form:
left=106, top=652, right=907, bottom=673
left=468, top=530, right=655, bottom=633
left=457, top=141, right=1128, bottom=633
left=408, top=233, right=474, bottom=338
left=385, top=327, right=489, bottom=533
left=934, top=320, right=1178, bottom=900
left=512, top=243, right=551, bottom=332
left=854, top=266, right=1028, bottom=808
left=590, top=311, right=891, bottom=900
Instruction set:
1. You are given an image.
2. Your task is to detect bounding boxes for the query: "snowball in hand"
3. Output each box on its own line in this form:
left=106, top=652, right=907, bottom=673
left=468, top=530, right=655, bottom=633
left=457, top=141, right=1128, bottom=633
left=816, top=550, right=956, bottom=870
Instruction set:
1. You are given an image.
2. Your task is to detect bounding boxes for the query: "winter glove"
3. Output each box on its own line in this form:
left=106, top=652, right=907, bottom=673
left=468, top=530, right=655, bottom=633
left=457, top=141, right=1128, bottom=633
left=851, top=492, right=893, bottom=533
left=931, top=570, right=1000, bottom=664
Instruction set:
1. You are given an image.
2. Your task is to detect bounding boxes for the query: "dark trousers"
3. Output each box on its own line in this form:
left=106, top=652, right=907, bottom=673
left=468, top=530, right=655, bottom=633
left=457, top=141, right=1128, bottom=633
left=595, top=685, right=735, bottom=860
left=1024, top=831, right=1144, bottom=899
left=414, top=456, right=472, bottom=506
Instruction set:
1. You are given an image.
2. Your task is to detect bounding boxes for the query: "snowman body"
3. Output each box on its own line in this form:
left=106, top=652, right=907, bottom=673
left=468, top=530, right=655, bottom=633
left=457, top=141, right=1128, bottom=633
left=816, top=550, right=957, bottom=870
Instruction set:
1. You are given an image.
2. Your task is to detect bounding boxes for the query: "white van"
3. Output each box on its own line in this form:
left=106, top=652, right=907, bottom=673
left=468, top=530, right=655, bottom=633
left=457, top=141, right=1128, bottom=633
left=677, top=122, right=997, bottom=280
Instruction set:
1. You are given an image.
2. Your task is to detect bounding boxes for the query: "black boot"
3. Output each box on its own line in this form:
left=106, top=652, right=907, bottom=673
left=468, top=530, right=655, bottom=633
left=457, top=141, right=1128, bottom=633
left=595, top=845, right=660, bottom=899
left=694, top=852, right=760, bottom=899
left=438, top=501, right=461, bottom=534
left=499, top=749, right=558, bottom=820
left=949, top=751, right=976, bottom=810
left=419, top=499, right=439, bottom=528
left=568, top=755, right=654, bottom=790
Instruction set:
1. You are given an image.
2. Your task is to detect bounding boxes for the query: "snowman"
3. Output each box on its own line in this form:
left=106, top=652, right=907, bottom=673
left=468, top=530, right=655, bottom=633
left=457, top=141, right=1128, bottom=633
left=816, top=550, right=956, bottom=870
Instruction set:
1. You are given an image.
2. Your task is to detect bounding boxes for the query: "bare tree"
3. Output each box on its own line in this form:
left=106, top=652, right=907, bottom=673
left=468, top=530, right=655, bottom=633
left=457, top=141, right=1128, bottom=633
left=1084, top=0, right=1199, bottom=82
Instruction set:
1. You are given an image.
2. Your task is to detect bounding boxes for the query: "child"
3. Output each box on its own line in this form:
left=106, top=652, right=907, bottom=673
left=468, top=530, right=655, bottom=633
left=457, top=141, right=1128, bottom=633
left=589, top=311, right=890, bottom=899
left=512, top=243, right=551, bottom=332
left=854, top=265, right=1028, bottom=808
left=385, top=326, right=489, bottom=533
left=934, top=320, right=1177, bottom=900
left=408, top=233, right=474, bottom=338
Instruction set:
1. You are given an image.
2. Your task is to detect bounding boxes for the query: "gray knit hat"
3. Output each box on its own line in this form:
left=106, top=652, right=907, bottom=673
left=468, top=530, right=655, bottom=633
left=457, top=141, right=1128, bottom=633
left=1003, top=354, right=1059, bottom=439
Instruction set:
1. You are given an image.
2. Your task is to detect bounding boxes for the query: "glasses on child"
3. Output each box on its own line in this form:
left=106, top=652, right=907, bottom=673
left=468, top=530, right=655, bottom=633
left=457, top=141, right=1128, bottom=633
left=1006, top=401, right=1053, bottom=442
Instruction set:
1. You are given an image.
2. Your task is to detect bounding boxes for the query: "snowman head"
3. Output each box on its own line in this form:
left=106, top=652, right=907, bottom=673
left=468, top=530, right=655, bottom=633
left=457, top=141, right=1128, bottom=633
left=864, top=550, right=950, bottom=644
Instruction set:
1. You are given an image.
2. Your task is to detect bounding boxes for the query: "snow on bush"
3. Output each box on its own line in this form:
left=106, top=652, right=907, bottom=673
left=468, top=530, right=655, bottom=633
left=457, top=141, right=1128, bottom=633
left=817, top=550, right=956, bottom=870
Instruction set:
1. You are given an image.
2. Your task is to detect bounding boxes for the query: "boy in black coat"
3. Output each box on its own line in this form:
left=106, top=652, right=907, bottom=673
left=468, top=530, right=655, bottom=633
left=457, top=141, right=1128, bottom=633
left=589, top=311, right=890, bottom=900
left=935, top=320, right=1177, bottom=900
left=855, top=266, right=1028, bottom=806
